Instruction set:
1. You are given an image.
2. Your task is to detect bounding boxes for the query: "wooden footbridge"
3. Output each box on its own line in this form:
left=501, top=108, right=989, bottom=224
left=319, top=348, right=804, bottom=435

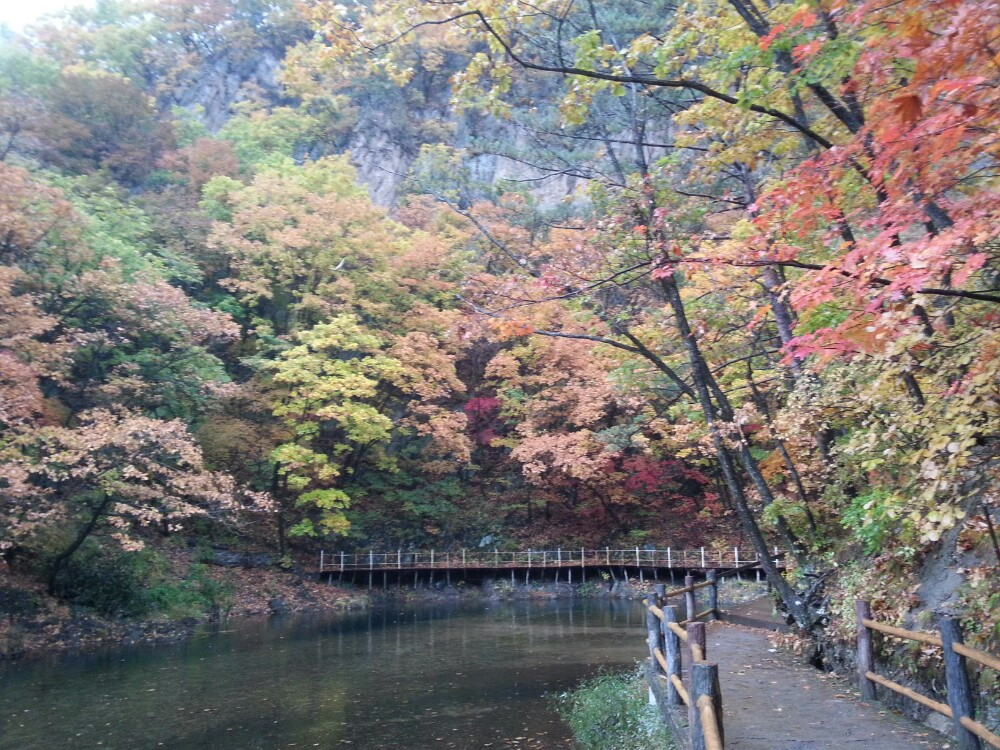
left=317, top=546, right=782, bottom=587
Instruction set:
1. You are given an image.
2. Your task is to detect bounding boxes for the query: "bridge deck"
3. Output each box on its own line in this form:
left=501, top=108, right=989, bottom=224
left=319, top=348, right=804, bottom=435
left=318, top=547, right=781, bottom=574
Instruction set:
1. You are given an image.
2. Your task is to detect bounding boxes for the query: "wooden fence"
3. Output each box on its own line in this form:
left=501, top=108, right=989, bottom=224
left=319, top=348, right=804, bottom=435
left=318, top=546, right=782, bottom=573
left=856, top=599, right=1000, bottom=750
left=645, top=570, right=727, bottom=750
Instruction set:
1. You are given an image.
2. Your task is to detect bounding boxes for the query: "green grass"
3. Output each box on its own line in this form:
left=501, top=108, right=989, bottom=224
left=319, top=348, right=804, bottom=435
left=556, top=665, right=675, bottom=750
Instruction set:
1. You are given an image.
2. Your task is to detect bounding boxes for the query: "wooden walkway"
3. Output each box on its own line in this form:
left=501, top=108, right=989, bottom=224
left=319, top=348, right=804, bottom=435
left=646, top=589, right=999, bottom=750
left=318, top=546, right=781, bottom=575
left=701, top=621, right=941, bottom=750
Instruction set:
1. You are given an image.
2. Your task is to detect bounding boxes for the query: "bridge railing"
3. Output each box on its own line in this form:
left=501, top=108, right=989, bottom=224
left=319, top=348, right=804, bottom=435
left=317, top=546, right=783, bottom=573
left=856, top=600, right=1000, bottom=750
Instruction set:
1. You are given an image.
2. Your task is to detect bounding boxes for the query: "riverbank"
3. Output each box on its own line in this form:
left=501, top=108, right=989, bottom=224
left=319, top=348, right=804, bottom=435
left=1, top=559, right=768, bottom=663
left=0, top=563, right=369, bottom=662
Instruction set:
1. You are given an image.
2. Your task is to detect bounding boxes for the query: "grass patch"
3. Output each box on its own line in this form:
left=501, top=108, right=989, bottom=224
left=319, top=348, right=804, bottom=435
left=556, top=665, right=675, bottom=750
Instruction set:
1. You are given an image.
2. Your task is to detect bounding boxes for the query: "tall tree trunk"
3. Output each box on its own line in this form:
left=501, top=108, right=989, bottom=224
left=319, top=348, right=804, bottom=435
left=658, top=274, right=813, bottom=627
left=271, top=464, right=287, bottom=556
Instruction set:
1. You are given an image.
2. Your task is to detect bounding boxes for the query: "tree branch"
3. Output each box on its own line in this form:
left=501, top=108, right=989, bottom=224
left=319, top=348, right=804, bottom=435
left=361, top=10, right=836, bottom=150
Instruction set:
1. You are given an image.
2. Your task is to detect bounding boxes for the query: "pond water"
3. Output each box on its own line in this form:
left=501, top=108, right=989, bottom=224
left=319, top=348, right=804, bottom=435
left=0, top=598, right=647, bottom=750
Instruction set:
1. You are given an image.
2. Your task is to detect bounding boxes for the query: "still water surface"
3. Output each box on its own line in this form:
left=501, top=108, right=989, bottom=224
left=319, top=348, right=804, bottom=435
left=0, top=598, right=646, bottom=749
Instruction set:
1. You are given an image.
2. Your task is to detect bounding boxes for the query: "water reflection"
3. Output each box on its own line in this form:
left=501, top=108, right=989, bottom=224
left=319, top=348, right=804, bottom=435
left=0, top=599, right=645, bottom=749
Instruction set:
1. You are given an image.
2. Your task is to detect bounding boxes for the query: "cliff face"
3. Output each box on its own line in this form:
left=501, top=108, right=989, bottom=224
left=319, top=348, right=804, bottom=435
left=346, top=113, right=590, bottom=208
left=170, top=48, right=286, bottom=132
left=171, top=42, right=585, bottom=208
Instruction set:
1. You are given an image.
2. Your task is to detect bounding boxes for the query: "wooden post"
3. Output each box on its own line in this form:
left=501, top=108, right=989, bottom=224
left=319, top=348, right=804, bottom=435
left=856, top=599, right=877, bottom=700
left=606, top=546, right=610, bottom=565
left=701, top=547, right=706, bottom=568
left=661, top=605, right=683, bottom=706
left=462, top=548, right=466, bottom=566
left=430, top=549, right=434, bottom=568
left=340, top=551, right=345, bottom=572
left=557, top=548, right=562, bottom=565
left=667, top=547, right=672, bottom=568
left=398, top=549, right=402, bottom=569
left=706, top=570, right=718, bottom=620
left=689, top=661, right=723, bottom=750
left=685, top=574, right=697, bottom=621
left=939, top=616, right=982, bottom=750
left=647, top=594, right=663, bottom=676
left=636, top=546, right=641, bottom=566
left=319, top=550, right=325, bottom=573
left=495, top=547, right=499, bottom=567
left=689, top=621, right=707, bottom=662
left=369, top=550, right=374, bottom=570
left=543, top=550, right=547, bottom=567
left=581, top=548, right=585, bottom=568
left=654, top=583, right=666, bottom=600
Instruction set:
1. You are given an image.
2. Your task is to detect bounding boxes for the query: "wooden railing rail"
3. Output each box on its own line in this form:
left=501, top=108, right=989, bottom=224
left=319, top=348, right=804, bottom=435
left=861, top=617, right=943, bottom=647
left=646, top=583, right=725, bottom=749
left=667, top=621, right=688, bottom=642
left=856, top=599, right=1000, bottom=750
left=952, top=642, right=1000, bottom=673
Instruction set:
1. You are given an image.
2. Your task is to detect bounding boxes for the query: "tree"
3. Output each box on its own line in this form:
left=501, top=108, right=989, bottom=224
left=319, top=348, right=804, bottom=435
left=0, top=267, right=65, bottom=430
left=0, top=46, right=59, bottom=161
left=41, top=68, right=173, bottom=184
left=268, top=315, right=469, bottom=549
left=0, top=409, right=270, bottom=592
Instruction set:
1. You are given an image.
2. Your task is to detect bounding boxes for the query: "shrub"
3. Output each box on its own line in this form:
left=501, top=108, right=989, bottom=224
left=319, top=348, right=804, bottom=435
left=50, top=543, right=160, bottom=617
left=144, top=563, right=234, bottom=619
left=555, top=665, right=674, bottom=750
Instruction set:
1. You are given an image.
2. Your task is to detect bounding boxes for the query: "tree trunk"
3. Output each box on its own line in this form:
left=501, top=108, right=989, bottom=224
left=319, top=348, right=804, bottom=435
left=271, top=464, right=287, bottom=556
left=658, top=274, right=813, bottom=627
left=48, top=492, right=112, bottom=596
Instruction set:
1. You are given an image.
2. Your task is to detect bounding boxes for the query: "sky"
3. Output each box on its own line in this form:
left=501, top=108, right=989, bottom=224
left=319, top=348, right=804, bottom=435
left=0, top=0, right=95, bottom=32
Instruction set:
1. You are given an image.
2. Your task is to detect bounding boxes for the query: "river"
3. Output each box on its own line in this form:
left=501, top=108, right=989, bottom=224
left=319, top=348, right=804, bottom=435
left=0, top=598, right=647, bottom=749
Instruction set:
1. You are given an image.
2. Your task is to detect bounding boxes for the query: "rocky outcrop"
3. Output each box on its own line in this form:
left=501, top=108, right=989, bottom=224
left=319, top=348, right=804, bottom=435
left=170, top=48, right=287, bottom=131
left=166, top=39, right=590, bottom=209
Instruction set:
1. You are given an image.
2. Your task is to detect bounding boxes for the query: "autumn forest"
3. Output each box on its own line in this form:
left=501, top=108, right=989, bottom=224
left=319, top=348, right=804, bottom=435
left=0, top=0, right=997, bottom=676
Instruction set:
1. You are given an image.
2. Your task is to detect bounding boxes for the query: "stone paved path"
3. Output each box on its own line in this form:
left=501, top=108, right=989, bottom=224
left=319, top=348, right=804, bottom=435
left=697, top=621, right=950, bottom=750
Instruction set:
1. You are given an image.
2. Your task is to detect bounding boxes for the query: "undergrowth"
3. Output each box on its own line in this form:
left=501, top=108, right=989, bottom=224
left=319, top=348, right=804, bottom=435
left=49, top=541, right=233, bottom=618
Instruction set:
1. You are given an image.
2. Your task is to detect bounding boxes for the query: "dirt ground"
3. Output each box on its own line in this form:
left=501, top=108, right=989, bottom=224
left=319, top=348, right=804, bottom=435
left=699, top=621, right=949, bottom=750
